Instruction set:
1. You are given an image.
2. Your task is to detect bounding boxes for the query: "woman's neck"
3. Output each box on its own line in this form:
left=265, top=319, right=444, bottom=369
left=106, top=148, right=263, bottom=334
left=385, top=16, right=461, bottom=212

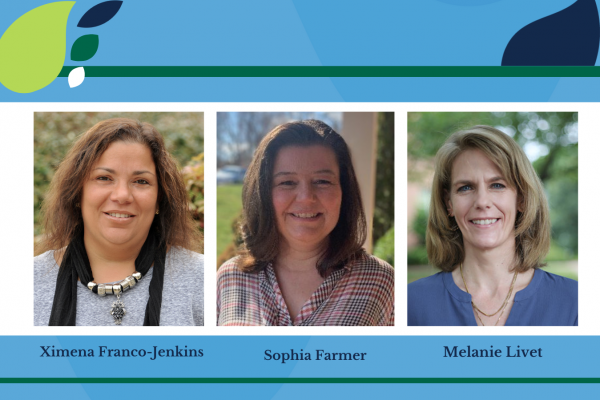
left=275, top=240, right=326, bottom=273
left=455, top=241, right=534, bottom=297
left=460, top=239, right=517, bottom=282
left=83, top=235, right=144, bottom=283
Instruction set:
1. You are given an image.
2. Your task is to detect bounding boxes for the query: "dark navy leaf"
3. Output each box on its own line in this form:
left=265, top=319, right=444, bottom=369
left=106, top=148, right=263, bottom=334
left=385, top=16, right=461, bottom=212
left=77, top=1, right=123, bottom=28
left=502, top=0, right=599, bottom=66
left=71, top=35, right=99, bottom=61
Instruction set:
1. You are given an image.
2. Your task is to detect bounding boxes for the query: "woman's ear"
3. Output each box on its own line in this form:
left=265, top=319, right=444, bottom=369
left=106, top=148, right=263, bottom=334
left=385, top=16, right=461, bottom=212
left=517, top=194, right=524, bottom=213
left=444, top=190, right=453, bottom=216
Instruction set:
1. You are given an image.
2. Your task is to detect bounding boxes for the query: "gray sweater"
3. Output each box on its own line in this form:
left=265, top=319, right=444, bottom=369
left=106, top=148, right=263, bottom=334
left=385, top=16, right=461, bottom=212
left=34, top=247, right=204, bottom=326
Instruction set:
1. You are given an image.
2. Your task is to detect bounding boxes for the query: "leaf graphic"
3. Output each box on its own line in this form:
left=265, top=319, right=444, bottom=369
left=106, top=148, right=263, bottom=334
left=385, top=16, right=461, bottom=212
left=502, top=0, right=600, bottom=66
left=68, top=67, right=85, bottom=88
left=71, top=35, right=99, bottom=61
left=77, top=1, right=123, bottom=28
left=0, top=2, right=75, bottom=93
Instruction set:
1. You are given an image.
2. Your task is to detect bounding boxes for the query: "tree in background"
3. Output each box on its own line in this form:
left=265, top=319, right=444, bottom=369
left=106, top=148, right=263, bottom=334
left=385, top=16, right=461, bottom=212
left=373, top=112, right=395, bottom=245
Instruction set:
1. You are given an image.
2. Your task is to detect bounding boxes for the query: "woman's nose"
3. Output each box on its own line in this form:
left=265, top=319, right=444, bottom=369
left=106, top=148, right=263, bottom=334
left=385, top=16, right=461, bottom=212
left=110, top=181, right=133, bottom=204
left=474, top=189, right=492, bottom=209
left=296, top=182, right=316, bottom=203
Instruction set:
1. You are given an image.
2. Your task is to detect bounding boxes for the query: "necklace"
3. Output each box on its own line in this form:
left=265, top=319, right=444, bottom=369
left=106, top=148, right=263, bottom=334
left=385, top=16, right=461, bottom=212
left=87, top=271, right=143, bottom=325
left=459, top=264, right=518, bottom=326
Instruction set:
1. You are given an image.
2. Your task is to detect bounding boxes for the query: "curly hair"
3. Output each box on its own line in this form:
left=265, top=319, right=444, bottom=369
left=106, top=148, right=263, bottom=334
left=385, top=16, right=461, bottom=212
left=38, top=118, right=200, bottom=254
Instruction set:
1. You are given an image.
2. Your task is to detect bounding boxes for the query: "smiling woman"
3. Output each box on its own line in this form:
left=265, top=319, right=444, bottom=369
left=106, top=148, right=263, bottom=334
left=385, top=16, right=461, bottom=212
left=216, top=120, right=394, bottom=326
left=34, top=118, right=204, bottom=326
left=408, top=125, right=577, bottom=326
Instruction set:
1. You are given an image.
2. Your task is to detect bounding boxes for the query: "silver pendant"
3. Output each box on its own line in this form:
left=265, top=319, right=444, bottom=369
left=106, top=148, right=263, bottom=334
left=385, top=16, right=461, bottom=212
left=110, top=294, right=126, bottom=325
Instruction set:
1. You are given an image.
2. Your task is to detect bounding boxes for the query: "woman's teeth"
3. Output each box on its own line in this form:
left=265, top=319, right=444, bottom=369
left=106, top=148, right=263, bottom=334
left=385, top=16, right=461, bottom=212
left=471, top=219, right=498, bottom=225
left=108, top=213, right=133, bottom=218
left=292, top=213, right=318, bottom=218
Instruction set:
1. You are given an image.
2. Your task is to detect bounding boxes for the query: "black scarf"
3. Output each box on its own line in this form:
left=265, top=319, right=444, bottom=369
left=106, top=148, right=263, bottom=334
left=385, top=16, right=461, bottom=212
left=48, top=226, right=166, bottom=326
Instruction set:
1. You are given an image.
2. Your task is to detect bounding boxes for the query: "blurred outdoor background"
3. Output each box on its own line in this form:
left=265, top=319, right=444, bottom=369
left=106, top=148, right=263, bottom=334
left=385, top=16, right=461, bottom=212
left=217, top=112, right=394, bottom=268
left=34, top=112, right=204, bottom=254
left=408, top=112, right=578, bottom=283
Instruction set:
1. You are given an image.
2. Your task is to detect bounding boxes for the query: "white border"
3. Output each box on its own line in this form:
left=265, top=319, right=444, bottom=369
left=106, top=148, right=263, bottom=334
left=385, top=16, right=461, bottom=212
left=2, top=102, right=590, bottom=336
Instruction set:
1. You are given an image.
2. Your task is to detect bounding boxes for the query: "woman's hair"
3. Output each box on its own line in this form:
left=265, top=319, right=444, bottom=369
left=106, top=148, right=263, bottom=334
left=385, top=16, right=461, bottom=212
left=427, top=125, right=550, bottom=272
left=237, top=119, right=367, bottom=276
left=39, top=118, right=200, bottom=253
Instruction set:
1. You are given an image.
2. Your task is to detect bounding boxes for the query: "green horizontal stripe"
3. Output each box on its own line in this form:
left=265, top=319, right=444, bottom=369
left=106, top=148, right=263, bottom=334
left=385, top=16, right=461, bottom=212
left=1, top=377, right=599, bottom=384
left=58, top=66, right=600, bottom=78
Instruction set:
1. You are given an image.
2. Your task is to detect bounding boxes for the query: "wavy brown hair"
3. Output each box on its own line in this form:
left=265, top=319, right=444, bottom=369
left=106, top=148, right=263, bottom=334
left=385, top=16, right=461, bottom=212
left=38, top=118, right=201, bottom=254
left=427, top=125, right=550, bottom=272
left=236, top=119, right=367, bottom=277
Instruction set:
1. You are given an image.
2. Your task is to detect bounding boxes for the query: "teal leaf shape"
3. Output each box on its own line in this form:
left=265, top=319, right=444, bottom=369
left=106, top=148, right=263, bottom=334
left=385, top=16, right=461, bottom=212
left=71, top=34, right=99, bottom=61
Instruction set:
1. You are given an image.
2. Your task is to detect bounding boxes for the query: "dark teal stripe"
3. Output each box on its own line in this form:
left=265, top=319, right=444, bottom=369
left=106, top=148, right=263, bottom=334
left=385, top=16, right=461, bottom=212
left=1, top=378, right=599, bottom=384
left=58, top=66, right=600, bottom=78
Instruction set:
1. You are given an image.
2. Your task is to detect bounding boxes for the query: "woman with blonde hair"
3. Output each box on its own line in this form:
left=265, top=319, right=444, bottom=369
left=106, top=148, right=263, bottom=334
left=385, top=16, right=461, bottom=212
left=408, top=125, right=577, bottom=326
left=35, top=118, right=204, bottom=326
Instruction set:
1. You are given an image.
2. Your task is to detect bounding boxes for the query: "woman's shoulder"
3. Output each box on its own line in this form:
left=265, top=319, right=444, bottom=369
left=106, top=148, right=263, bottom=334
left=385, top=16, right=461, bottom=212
left=350, top=253, right=394, bottom=279
left=217, top=256, right=252, bottom=279
left=167, top=247, right=204, bottom=267
left=165, top=247, right=204, bottom=283
left=34, top=250, right=60, bottom=326
left=408, top=272, right=447, bottom=299
left=34, top=250, right=59, bottom=275
left=535, top=269, right=578, bottom=297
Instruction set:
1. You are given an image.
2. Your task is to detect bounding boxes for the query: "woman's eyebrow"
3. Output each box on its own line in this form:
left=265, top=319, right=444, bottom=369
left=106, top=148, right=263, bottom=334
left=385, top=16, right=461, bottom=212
left=93, top=167, right=155, bottom=176
left=314, top=169, right=337, bottom=175
left=133, top=170, right=155, bottom=176
left=273, top=171, right=296, bottom=178
left=452, top=179, right=472, bottom=187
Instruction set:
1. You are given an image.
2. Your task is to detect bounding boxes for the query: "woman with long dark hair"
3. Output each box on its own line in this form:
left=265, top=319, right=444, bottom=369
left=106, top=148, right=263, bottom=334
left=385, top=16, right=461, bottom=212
left=217, top=120, right=394, bottom=326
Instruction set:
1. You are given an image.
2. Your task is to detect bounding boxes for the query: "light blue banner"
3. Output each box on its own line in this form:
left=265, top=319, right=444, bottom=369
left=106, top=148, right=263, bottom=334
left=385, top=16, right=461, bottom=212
left=1, top=336, right=598, bottom=378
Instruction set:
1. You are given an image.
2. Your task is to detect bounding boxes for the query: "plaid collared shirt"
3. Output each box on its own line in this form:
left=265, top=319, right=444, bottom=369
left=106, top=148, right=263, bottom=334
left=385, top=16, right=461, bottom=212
left=217, top=253, right=394, bottom=326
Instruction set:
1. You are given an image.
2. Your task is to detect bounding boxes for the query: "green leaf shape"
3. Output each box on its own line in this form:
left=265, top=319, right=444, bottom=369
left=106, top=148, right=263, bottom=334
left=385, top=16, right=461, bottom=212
left=71, top=35, right=99, bottom=61
left=0, top=2, right=75, bottom=93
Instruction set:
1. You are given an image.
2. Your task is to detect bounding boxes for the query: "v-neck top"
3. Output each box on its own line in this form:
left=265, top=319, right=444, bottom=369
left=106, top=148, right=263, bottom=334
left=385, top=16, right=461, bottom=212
left=217, top=254, right=394, bottom=326
left=407, top=269, right=578, bottom=326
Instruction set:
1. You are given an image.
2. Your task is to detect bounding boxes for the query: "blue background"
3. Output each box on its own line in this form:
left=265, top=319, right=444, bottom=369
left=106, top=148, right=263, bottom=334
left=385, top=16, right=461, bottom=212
left=2, top=1, right=599, bottom=397
left=2, top=336, right=600, bottom=398
left=7, top=336, right=598, bottom=378
left=1, top=0, right=600, bottom=100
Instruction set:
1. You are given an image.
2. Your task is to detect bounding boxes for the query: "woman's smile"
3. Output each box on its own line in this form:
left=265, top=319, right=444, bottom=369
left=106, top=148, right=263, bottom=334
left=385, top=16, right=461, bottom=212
left=103, top=211, right=137, bottom=222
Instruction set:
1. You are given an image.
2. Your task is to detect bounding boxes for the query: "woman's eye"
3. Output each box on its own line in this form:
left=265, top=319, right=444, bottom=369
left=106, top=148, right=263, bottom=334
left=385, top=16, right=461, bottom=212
left=134, top=179, right=149, bottom=185
left=491, top=183, right=505, bottom=189
left=96, top=176, right=111, bottom=181
left=314, top=179, right=333, bottom=185
left=457, top=185, right=472, bottom=192
left=278, top=180, right=295, bottom=186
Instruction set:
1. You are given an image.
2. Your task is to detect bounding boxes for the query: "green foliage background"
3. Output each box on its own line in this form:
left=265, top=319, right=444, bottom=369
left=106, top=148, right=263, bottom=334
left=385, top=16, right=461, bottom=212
left=34, top=112, right=204, bottom=250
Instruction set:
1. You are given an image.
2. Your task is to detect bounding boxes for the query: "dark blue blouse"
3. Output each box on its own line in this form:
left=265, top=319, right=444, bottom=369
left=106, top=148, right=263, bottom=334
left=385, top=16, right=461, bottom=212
left=408, top=269, right=578, bottom=326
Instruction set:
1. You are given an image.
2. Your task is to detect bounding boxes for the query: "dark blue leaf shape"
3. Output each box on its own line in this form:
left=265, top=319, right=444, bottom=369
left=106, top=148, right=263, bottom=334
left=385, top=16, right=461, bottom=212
left=77, top=1, right=123, bottom=28
left=502, top=0, right=599, bottom=66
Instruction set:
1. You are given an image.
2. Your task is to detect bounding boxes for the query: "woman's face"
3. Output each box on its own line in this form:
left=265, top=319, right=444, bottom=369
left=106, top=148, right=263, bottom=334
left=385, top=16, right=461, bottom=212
left=271, top=145, right=342, bottom=251
left=446, top=148, right=520, bottom=255
left=81, top=141, right=158, bottom=250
